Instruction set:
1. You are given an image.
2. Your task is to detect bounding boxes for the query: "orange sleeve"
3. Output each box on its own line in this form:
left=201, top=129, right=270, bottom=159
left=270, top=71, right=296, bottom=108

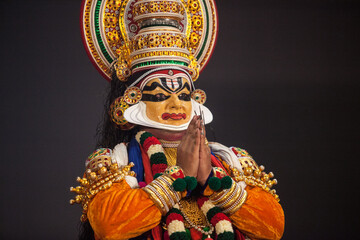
left=87, top=180, right=162, bottom=240
left=230, top=186, right=285, bottom=240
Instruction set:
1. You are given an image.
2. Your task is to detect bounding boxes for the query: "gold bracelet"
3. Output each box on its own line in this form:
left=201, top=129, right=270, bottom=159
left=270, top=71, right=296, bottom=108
left=219, top=183, right=242, bottom=209
left=157, top=176, right=181, bottom=203
left=210, top=180, right=236, bottom=204
left=151, top=180, right=174, bottom=207
left=224, top=189, right=248, bottom=214
left=160, top=174, right=182, bottom=201
left=143, top=185, right=166, bottom=214
left=210, top=184, right=234, bottom=203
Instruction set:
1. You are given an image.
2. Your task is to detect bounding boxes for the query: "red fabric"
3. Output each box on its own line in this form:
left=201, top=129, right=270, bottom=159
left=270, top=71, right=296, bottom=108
left=140, top=146, right=153, bottom=184
left=151, top=226, right=162, bottom=240
left=235, top=229, right=246, bottom=240
left=163, top=230, right=170, bottom=240
left=190, top=228, right=203, bottom=240
left=211, top=155, right=226, bottom=172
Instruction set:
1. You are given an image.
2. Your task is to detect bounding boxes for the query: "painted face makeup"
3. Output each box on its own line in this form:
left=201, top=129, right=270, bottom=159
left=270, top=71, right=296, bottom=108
left=141, top=77, right=192, bottom=126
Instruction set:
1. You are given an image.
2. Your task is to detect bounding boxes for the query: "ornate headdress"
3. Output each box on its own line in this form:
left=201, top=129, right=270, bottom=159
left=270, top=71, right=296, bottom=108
left=81, top=0, right=218, bottom=130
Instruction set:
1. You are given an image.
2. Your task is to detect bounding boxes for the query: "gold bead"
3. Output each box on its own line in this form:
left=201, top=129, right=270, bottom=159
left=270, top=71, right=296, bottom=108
left=259, top=165, right=265, bottom=171
left=90, top=172, right=97, bottom=181
left=110, top=163, right=118, bottom=172
left=244, top=167, right=253, bottom=176
left=80, top=215, right=87, bottom=222
left=99, top=166, right=107, bottom=176
left=75, top=195, right=83, bottom=203
left=254, top=169, right=262, bottom=178
left=269, top=172, right=274, bottom=178
left=70, top=199, right=75, bottom=205
left=261, top=174, right=269, bottom=182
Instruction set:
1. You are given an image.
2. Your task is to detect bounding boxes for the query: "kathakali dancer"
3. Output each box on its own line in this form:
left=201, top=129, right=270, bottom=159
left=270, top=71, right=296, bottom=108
left=70, top=0, right=285, bottom=239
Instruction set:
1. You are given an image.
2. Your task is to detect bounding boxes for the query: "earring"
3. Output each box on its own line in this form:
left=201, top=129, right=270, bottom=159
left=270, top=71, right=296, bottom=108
left=191, top=89, right=206, bottom=104
left=109, top=97, right=135, bottom=130
left=123, top=86, right=142, bottom=105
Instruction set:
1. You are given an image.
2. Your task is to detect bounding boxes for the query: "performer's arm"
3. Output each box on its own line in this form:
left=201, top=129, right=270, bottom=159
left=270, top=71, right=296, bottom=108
left=87, top=180, right=161, bottom=240
left=208, top=149, right=285, bottom=240
left=230, top=186, right=285, bottom=240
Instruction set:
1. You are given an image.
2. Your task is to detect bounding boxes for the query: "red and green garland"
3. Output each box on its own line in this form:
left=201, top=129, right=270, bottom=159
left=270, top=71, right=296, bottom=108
left=136, top=131, right=235, bottom=240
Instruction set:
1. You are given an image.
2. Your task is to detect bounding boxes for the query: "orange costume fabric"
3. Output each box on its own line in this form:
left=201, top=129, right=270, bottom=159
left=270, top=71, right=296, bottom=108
left=88, top=180, right=284, bottom=240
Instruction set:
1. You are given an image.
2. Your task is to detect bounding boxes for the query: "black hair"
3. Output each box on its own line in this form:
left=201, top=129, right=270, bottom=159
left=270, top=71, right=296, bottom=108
left=78, top=72, right=139, bottom=240
left=95, top=72, right=140, bottom=149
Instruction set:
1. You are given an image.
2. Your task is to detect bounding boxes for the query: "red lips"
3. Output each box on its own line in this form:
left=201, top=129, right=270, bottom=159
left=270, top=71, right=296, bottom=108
left=161, top=113, right=187, bottom=120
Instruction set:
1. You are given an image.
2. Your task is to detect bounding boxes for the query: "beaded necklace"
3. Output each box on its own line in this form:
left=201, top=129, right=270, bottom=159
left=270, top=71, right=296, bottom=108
left=135, top=131, right=235, bottom=240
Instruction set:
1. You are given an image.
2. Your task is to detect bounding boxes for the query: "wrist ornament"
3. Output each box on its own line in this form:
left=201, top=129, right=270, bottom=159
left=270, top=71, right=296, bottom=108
left=209, top=179, right=247, bottom=215
left=143, top=166, right=197, bottom=215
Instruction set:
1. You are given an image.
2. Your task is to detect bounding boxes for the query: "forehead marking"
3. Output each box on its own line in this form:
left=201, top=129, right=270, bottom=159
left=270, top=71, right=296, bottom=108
left=165, top=78, right=180, bottom=91
left=140, top=73, right=192, bottom=91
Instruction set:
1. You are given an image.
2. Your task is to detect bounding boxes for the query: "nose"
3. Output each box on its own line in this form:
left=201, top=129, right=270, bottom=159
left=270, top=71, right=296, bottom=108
left=167, top=93, right=182, bottom=110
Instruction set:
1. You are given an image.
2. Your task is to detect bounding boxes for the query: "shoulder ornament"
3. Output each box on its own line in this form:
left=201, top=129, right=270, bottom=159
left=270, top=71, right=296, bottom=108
left=229, top=147, right=280, bottom=202
left=70, top=146, right=137, bottom=222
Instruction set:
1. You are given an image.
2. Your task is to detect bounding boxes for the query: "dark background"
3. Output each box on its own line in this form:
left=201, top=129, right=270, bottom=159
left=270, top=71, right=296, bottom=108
left=0, top=0, right=359, bottom=239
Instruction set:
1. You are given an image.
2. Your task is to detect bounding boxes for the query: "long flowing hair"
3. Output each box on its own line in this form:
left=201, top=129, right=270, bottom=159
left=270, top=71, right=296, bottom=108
left=78, top=72, right=138, bottom=240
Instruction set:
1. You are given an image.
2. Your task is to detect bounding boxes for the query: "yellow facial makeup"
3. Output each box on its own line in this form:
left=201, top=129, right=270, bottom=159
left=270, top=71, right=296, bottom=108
left=141, top=77, right=192, bottom=126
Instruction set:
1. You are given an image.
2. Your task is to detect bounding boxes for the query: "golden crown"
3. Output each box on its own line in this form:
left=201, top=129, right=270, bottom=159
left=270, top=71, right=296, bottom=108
left=81, top=0, right=218, bottom=81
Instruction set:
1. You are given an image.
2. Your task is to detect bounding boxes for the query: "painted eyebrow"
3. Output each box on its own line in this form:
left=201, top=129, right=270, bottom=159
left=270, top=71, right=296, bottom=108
left=142, top=81, right=170, bottom=93
left=175, top=82, right=191, bottom=93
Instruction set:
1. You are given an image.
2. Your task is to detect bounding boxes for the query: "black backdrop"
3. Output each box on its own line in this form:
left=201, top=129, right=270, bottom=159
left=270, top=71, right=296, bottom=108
left=0, top=0, right=359, bottom=239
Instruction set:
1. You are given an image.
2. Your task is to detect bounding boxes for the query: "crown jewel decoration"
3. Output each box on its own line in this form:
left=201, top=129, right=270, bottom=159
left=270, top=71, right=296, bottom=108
left=81, top=0, right=218, bottom=81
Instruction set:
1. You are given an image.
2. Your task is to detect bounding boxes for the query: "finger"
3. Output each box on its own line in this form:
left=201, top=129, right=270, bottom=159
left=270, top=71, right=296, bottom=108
left=186, top=115, right=199, bottom=134
left=200, top=134, right=210, bottom=155
left=195, top=128, right=201, bottom=147
left=181, top=120, right=200, bottom=148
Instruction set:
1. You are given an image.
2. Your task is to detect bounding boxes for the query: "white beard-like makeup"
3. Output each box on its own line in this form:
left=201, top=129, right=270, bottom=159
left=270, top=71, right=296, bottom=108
left=124, top=99, right=213, bottom=131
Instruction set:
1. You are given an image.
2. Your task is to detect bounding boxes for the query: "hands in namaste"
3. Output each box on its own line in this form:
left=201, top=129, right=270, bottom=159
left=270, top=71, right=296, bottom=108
left=177, top=115, right=212, bottom=186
